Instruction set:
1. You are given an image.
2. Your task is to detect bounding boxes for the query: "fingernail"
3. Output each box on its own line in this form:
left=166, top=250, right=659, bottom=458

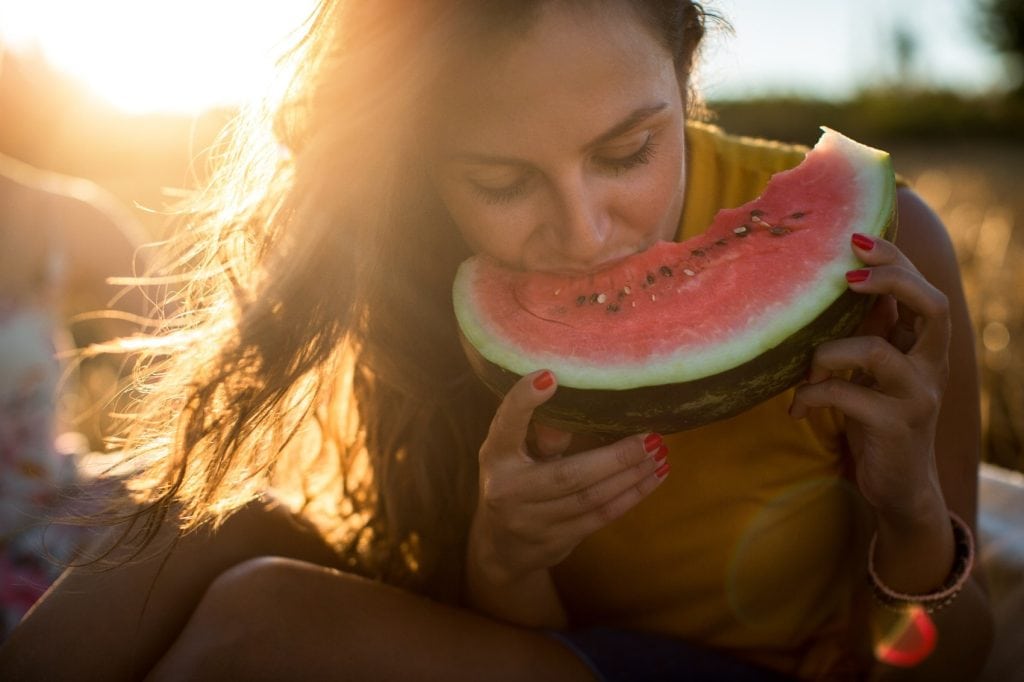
left=851, top=233, right=875, bottom=251
left=653, top=444, right=669, bottom=463
left=655, top=462, right=671, bottom=478
left=532, top=371, right=554, bottom=391
left=845, top=269, right=870, bottom=284
left=644, top=433, right=663, bottom=453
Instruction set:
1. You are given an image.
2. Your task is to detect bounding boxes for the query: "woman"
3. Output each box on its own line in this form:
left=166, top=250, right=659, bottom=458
left=0, top=1, right=994, bottom=679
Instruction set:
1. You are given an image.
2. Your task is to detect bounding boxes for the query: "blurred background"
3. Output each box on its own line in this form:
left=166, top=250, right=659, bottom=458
left=0, top=0, right=1021, bottom=471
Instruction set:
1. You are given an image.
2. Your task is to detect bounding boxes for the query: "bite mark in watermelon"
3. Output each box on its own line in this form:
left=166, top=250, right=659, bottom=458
left=453, top=128, right=897, bottom=434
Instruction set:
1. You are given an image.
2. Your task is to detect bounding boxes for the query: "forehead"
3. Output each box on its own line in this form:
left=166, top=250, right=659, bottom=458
left=435, top=2, right=680, bottom=153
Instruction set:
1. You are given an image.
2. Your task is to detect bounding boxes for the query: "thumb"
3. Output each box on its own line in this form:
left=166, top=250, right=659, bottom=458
left=483, top=369, right=557, bottom=462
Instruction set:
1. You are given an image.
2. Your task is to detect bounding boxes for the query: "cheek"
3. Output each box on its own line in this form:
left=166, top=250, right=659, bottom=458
left=435, top=188, right=532, bottom=261
left=621, top=141, right=684, bottom=238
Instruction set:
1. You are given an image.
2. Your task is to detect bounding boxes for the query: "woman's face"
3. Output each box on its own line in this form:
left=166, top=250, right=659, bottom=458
left=431, top=2, right=687, bottom=275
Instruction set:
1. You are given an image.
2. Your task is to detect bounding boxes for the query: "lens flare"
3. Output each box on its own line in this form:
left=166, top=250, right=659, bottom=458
left=872, top=604, right=937, bottom=668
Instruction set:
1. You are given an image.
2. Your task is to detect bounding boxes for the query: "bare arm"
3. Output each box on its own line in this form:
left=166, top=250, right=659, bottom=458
left=792, top=187, right=993, bottom=678
left=869, top=188, right=993, bottom=679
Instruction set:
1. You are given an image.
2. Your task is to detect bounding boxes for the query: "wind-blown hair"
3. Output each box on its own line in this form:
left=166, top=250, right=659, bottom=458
left=100, top=0, right=714, bottom=601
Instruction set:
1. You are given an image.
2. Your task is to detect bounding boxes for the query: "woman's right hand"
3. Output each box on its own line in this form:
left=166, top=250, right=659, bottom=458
left=467, top=370, right=670, bottom=589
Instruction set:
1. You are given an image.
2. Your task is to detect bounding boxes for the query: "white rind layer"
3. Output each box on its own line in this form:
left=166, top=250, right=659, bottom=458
left=453, top=128, right=895, bottom=390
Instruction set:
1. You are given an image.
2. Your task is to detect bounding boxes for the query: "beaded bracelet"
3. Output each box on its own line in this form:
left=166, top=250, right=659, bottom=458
left=867, top=511, right=975, bottom=613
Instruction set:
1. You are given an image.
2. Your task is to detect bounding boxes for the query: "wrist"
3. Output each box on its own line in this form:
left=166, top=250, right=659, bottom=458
left=874, top=484, right=947, bottom=540
left=465, top=517, right=567, bottom=628
left=871, top=492, right=957, bottom=597
left=869, top=511, right=975, bottom=614
left=466, top=514, right=526, bottom=588
left=872, top=464, right=947, bottom=536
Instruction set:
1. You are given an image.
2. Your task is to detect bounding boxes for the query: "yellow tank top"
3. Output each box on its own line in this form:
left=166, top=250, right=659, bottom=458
left=551, top=122, right=874, bottom=680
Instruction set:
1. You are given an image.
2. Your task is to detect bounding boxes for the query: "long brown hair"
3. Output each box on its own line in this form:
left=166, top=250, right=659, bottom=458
left=97, top=0, right=714, bottom=602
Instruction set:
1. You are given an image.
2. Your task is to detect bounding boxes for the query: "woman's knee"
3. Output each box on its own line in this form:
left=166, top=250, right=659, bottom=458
left=201, top=555, right=343, bottom=634
left=149, top=556, right=345, bottom=680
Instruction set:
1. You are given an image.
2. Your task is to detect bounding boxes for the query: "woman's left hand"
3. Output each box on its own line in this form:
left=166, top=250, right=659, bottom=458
left=789, top=233, right=951, bottom=520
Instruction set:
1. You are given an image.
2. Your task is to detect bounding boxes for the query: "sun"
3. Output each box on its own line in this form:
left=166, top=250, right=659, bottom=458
left=0, top=0, right=319, bottom=114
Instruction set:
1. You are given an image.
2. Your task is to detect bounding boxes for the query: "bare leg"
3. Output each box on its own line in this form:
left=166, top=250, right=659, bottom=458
left=0, top=498, right=347, bottom=681
left=146, top=557, right=595, bottom=682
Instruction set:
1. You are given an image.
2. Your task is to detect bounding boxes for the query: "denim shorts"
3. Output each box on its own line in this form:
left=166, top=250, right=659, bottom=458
left=548, top=627, right=796, bottom=682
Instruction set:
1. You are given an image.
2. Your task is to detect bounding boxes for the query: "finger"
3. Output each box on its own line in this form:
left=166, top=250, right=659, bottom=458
left=520, top=432, right=664, bottom=502
left=807, top=297, right=897, bottom=384
left=483, top=370, right=557, bottom=462
left=531, top=422, right=574, bottom=460
left=537, top=443, right=670, bottom=519
left=850, top=232, right=914, bottom=269
left=789, top=376, right=897, bottom=425
left=848, top=236, right=951, bottom=362
left=807, top=335, right=918, bottom=397
left=845, top=264, right=950, bottom=362
left=556, top=459, right=670, bottom=539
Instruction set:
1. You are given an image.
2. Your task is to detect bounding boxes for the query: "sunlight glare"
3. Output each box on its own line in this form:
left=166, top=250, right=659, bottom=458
left=0, top=0, right=319, bottom=114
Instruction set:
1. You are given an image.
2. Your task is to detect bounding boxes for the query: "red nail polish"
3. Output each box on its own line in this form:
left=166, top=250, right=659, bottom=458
left=845, top=269, right=870, bottom=284
left=653, top=445, right=669, bottom=463
left=532, top=371, right=554, bottom=391
left=851, top=233, right=875, bottom=251
left=644, top=433, right=663, bottom=453
left=655, top=462, right=671, bottom=478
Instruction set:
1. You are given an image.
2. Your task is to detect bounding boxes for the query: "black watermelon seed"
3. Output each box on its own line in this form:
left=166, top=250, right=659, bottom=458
left=769, top=226, right=790, bottom=236
left=646, top=273, right=656, bottom=285
left=660, top=266, right=673, bottom=277
left=790, top=211, right=806, bottom=219
left=576, top=295, right=587, bottom=306
left=716, top=238, right=728, bottom=246
left=691, top=249, right=705, bottom=257
left=590, top=293, right=600, bottom=304
left=607, top=304, right=620, bottom=313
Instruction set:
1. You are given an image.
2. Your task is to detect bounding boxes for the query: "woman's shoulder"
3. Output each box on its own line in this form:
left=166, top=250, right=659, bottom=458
left=679, top=122, right=808, bottom=239
left=893, top=187, right=957, bottom=276
left=685, top=121, right=808, bottom=175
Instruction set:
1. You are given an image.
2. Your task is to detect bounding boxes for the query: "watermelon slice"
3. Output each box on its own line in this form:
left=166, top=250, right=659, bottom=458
left=453, top=128, right=896, bottom=434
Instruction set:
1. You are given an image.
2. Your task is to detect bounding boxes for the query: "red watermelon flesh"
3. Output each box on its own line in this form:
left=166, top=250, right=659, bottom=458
left=453, top=128, right=896, bottom=433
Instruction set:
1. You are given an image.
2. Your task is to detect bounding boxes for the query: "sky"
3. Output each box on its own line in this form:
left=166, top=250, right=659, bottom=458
left=0, top=0, right=1011, bottom=114
left=700, top=0, right=1009, bottom=100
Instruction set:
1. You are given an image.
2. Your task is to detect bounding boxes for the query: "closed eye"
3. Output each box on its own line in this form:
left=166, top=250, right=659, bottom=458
left=595, top=133, right=657, bottom=175
left=470, top=172, right=532, bottom=204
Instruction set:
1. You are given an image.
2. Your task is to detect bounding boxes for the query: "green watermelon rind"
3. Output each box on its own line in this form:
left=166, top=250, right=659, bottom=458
left=453, top=128, right=895, bottom=391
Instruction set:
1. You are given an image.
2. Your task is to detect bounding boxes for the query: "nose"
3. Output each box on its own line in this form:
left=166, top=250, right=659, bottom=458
left=548, top=174, right=611, bottom=270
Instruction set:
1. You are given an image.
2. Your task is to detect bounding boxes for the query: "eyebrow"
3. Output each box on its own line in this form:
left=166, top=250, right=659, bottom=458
left=449, top=102, right=669, bottom=165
